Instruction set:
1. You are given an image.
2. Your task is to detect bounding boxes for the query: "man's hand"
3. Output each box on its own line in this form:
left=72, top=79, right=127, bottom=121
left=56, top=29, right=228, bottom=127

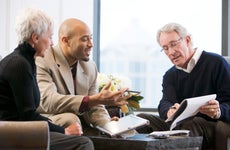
left=110, top=116, right=119, bottom=121
left=65, top=122, right=83, bottom=136
left=199, top=100, right=220, bottom=119
left=167, top=103, right=180, bottom=118
left=89, top=82, right=131, bottom=107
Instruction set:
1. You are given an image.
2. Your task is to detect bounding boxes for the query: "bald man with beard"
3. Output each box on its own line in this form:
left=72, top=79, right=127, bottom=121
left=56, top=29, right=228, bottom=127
left=36, top=18, right=130, bottom=135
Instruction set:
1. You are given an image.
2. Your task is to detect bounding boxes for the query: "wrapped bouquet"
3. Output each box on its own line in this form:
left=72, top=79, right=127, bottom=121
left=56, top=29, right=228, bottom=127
left=97, top=73, right=143, bottom=114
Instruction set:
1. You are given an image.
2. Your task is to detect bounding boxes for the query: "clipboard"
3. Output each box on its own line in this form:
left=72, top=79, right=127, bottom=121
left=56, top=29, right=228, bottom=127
left=96, top=114, right=149, bottom=137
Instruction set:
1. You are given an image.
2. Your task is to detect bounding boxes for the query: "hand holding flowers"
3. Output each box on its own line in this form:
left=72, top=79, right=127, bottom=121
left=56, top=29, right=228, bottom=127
left=88, top=81, right=130, bottom=107
left=97, top=73, right=144, bottom=114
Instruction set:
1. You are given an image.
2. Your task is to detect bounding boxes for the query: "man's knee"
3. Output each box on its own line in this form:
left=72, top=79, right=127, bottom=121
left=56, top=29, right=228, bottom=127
left=137, top=113, right=153, bottom=120
left=50, top=113, right=81, bottom=127
left=64, top=113, right=81, bottom=126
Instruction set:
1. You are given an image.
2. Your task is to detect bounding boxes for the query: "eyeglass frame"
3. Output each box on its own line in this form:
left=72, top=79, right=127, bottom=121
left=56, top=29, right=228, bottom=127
left=160, top=37, right=183, bottom=52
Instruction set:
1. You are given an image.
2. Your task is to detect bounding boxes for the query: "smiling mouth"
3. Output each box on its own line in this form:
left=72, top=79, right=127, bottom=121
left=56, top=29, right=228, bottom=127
left=85, top=49, right=91, bottom=56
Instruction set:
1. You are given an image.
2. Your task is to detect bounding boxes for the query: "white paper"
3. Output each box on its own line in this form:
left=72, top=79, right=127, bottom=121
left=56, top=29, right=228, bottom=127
left=149, top=130, right=190, bottom=138
left=166, top=94, right=217, bottom=130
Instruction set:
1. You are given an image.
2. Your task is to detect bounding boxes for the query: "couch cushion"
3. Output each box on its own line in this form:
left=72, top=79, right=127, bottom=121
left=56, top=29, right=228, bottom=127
left=0, top=121, right=49, bottom=150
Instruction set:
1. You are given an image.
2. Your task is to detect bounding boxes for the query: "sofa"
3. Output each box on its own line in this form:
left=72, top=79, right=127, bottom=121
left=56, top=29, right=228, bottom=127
left=0, top=121, right=49, bottom=150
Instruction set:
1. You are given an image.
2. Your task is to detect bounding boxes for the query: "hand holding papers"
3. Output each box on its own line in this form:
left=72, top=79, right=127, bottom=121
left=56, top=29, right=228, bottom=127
left=166, top=94, right=217, bottom=130
left=148, top=94, right=216, bottom=139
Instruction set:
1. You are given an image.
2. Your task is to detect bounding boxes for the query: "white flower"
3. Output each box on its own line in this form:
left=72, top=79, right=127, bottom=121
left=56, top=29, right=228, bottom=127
left=97, top=73, right=143, bottom=114
left=97, top=73, right=132, bottom=92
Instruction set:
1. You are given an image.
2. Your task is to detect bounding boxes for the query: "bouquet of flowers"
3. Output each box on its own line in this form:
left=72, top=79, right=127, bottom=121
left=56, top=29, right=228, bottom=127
left=97, top=73, right=143, bottom=114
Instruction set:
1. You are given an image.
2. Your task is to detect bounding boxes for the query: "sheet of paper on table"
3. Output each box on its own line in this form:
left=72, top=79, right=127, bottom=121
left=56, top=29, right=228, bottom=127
left=148, top=130, right=190, bottom=139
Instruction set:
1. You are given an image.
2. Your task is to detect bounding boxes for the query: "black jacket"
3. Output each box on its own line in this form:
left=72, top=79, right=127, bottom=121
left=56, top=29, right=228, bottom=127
left=0, top=42, right=64, bottom=133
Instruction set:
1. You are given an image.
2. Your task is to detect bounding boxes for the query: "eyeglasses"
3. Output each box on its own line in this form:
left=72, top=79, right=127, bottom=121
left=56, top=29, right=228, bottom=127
left=161, top=37, right=183, bottom=52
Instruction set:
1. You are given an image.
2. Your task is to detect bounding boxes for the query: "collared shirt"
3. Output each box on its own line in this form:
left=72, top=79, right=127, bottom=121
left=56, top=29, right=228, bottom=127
left=70, top=63, right=90, bottom=113
left=176, top=48, right=203, bottom=73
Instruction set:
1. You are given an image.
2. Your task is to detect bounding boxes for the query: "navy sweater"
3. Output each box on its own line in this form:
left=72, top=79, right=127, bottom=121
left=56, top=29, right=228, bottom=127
left=0, top=42, right=64, bottom=133
left=158, top=51, right=230, bottom=122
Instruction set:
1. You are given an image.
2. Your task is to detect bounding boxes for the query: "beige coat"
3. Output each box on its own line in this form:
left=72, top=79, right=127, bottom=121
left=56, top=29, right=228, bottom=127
left=36, top=45, right=110, bottom=127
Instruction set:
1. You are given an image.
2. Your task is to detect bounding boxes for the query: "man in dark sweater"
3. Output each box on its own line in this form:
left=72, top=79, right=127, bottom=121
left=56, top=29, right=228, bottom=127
left=137, top=23, right=230, bottom=150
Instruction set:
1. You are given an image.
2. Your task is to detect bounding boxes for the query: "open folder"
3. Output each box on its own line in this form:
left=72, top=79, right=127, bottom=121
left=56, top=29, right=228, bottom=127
left=96, top=114, right=149, bottom=137
left=166, top=94, right=217, bottom=130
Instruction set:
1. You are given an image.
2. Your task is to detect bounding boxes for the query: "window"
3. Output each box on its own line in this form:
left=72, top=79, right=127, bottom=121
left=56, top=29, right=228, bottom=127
left=95, top=0, right=222, bottom=108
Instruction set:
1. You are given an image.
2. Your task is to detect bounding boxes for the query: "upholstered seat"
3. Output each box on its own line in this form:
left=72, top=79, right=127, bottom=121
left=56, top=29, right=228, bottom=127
left=223, top=56, right=230, bottom=150
left=0, top=121, right=49, bottom=150
left=224, top=56, right=230, bottom=64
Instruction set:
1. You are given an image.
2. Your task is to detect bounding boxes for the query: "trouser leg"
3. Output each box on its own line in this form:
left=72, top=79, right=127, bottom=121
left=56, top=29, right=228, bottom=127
left=50, top=132, right=94, bottom=150
left=179, top=117, right=215, bottom=150
left=78, top=114, right=101, bottom=136
left=137, top=114, right=216, bottom=150
left=215, top=121, right=230, bottom=150
left=136, top=113, right=170, bottom=133
left=48, top=113, right=81, bottom=128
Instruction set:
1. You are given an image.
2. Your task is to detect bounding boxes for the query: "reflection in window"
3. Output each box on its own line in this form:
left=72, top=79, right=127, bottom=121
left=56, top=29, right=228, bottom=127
left=99, top=0, right=221, bottom=108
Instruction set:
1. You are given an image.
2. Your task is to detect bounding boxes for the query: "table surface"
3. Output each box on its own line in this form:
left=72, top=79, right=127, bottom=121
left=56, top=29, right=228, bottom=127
left=89, top=134, right=203, bottom=150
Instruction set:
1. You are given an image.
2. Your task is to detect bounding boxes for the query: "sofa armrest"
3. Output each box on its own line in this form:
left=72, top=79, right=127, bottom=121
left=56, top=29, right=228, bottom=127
left=0, top=121, right=49, bottom=150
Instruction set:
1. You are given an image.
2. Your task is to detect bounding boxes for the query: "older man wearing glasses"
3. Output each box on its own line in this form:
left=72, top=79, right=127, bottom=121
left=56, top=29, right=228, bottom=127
left=137, top=23, right=230, bottom=150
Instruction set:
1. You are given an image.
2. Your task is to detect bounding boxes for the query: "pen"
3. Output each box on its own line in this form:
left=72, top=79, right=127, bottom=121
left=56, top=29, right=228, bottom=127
left=126, top=90, right=141, bottom=94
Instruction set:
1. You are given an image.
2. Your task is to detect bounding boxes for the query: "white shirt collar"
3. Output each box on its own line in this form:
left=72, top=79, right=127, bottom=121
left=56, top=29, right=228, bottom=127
left=176, top=48, right=203, bottom=73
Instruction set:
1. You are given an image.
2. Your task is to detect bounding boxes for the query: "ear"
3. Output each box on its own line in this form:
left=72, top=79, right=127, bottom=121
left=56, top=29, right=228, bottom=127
left=185, top=35, right=191, bottom=45
left=61, top=36, right=68, bottom=43
left=31, top=32, right=39, bottom=44
left=61, top=36, right=70, bottom=46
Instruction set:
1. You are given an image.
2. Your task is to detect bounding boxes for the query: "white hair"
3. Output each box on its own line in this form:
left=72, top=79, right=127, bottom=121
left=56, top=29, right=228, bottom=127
left=156, top=23, right=194, bottom=47
left=15, top=8, right=54, bottom=44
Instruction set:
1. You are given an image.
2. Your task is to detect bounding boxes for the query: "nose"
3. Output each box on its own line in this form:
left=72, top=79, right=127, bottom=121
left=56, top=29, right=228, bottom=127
left=167, top=47, right=176, bottom=55
left=88, top=39, right=93, bottom=47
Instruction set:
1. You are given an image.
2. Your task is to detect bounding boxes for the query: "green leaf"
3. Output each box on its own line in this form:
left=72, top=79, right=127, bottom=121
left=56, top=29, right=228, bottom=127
left=127, top=95, right=144, bottom=101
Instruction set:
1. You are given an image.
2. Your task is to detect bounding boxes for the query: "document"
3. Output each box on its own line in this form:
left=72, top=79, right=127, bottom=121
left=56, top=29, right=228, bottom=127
left=149, top=130, right=190, bottom=139
left=166, top=94, right=217, bottom=130
left=96, top=114, right=150, bottom=137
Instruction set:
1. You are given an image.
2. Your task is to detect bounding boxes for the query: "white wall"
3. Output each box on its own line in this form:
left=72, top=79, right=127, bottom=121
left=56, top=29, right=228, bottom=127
left=0, top=0, right=93, bottom=58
